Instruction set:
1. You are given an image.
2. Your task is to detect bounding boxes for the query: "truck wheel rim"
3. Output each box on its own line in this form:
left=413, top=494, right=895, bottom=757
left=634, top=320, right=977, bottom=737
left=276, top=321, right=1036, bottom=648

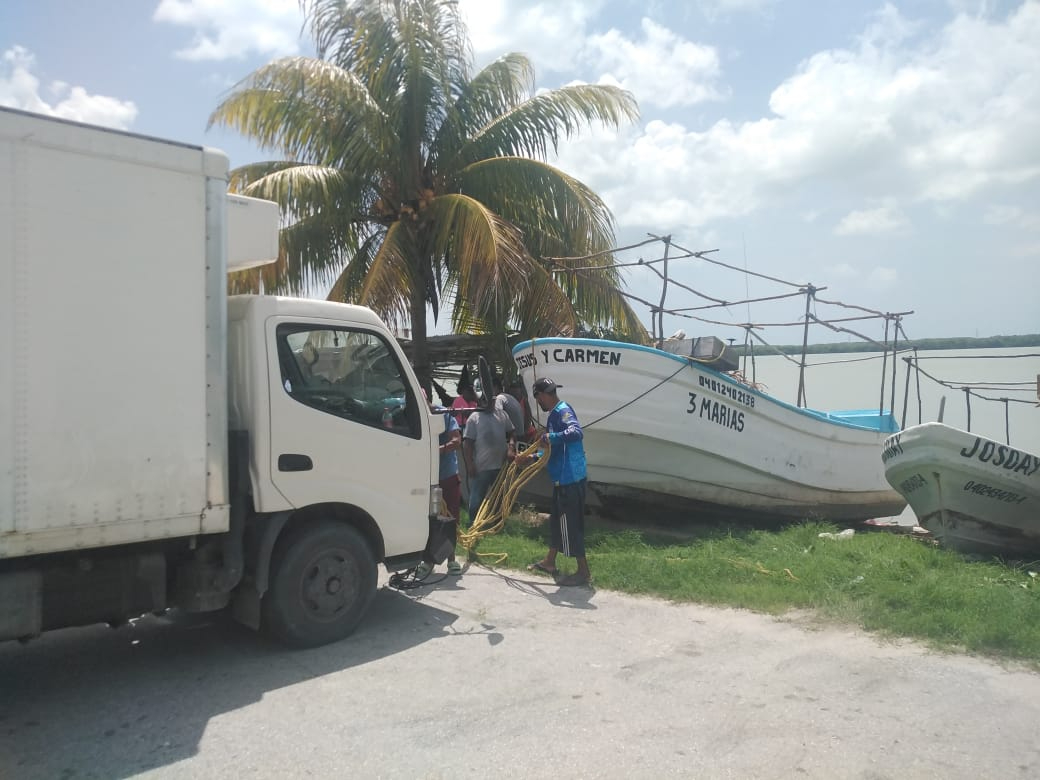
left=301, top=550, right=358, bottom=622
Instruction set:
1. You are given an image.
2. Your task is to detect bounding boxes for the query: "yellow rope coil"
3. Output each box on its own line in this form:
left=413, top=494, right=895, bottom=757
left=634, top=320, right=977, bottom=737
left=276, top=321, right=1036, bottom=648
left=458, top=440, right=551, bottom=561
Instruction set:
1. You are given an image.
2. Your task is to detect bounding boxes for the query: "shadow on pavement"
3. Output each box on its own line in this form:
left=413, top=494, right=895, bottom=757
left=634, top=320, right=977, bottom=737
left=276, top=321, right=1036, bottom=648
left=0, top=584, right=458, bottom=780
left=477, top=565, right=598, bottom=611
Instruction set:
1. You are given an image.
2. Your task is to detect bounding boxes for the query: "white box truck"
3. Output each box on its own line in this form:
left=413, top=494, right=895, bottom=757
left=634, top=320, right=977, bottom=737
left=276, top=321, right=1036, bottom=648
left=0, top=107, right=440, bottom=647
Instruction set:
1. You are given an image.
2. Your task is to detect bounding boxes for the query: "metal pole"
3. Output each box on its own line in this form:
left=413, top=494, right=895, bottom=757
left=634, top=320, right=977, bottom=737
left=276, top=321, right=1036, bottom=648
left=878, top=318, right=890, bottom=418
left=750, top=337, right=757, bottom=385
left=889, top=316, right=899, bottom=415
left=964, top=387, right=972, bottom=431
left=1004, top=399, right=1010, bottom=445
left=914, top=348, right=922, bottom=424
left=656, top=236, right=672, bottom=349
left=900, top=355, right=912, bottom=430
left=796, top=284, right=815, bottom=408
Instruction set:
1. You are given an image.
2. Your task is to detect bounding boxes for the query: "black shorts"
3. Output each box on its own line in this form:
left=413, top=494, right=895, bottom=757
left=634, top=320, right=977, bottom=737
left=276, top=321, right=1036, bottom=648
left=550, top=479, right=587, bottom=558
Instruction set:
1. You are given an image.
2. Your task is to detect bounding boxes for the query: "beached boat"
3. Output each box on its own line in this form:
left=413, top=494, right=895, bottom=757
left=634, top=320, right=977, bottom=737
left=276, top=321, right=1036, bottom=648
left=512, top=337, right=906, bottom=522
left=883, top=423, right=1040, bottom=556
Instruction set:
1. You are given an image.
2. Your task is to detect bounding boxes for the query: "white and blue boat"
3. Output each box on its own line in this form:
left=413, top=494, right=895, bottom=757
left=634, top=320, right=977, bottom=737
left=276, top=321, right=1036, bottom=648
left=883, top=423, right=1040, bottom=556
left=513, top=336, right=906, bottom=522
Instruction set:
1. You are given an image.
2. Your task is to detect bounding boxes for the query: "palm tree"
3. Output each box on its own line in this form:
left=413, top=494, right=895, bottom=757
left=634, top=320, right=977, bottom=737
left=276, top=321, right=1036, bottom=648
left=210, top=0, right=647, bottom=388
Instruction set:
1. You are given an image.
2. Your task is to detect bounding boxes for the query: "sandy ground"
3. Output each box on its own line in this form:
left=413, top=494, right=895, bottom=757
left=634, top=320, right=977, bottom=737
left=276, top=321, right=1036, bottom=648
left=2, top=563, right=1039, bottom=779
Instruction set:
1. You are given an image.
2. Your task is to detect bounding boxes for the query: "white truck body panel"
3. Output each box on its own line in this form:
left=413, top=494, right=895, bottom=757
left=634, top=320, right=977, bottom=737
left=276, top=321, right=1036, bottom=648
left=0, top=108, right=277, bottom=558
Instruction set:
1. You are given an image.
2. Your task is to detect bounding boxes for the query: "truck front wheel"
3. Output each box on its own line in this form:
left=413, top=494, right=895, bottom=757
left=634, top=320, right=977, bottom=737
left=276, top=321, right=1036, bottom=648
left=263, top=520, right=377, bottom=648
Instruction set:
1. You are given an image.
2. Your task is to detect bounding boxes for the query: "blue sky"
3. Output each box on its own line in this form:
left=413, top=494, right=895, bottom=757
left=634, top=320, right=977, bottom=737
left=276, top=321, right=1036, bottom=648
left=2, top=0, right=1038, bottom=344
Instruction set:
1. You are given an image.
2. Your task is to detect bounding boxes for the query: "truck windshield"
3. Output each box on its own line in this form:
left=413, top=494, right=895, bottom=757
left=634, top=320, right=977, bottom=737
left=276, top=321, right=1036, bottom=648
left=277, top=324, right=420, bottom=438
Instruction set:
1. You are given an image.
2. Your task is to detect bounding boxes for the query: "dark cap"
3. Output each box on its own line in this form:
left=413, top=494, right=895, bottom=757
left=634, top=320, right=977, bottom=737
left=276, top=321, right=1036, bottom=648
left=532, top=377, right=561, bottom=394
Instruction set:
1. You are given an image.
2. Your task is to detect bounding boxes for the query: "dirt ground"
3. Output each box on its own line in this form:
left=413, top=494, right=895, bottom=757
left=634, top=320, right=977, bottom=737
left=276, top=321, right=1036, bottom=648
left=2, top=562, right=1039, bottom=779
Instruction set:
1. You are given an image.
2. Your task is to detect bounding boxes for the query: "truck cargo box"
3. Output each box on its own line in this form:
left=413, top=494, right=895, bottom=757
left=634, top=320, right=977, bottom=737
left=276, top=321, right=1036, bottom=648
left=0, top=107, right=276, bottom=558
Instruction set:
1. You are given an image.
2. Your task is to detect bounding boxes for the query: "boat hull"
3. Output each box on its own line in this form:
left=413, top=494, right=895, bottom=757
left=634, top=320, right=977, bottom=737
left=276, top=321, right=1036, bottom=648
left=883, top=423, right=1040, bottom=557
left=513, top=338, right=905, bottom=523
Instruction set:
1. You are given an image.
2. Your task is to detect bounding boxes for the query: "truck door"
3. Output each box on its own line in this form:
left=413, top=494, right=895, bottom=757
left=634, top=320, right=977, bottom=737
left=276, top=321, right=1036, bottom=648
left=266, top=322, right=431, bottom=557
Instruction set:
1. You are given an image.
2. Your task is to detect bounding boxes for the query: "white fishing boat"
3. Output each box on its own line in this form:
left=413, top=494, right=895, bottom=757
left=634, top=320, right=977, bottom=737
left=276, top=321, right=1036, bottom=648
left=883, top=423, right=1040, bottom=556
left=512, top=337, right=906, bottom=522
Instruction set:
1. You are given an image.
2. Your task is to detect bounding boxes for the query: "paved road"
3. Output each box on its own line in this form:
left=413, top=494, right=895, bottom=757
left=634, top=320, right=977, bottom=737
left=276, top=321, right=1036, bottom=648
left=2, top=564, right=1039, bottom=779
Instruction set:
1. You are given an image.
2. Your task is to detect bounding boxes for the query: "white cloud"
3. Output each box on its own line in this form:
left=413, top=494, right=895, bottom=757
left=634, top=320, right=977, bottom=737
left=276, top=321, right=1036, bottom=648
left=817, top=262, right=897, bottom=293
left=698, top=0, right=777, bottom=20
left=459, top=0, right=603, bottom=72
left=1008, top=240, right=1040, bottom=257
left=834, top=204, right=908, bottom=236
left=552, top=3, right=1040, bottom=235
left=154, top=0, right=303, bottom=61
left=586, top=18, right=725, bottom=108
left=984, top=205, right=1040, bottom=230
left=867, top=266, right=898, bottom=286
left=828, top=263, right=859, bottom=278
left=0, top=46, right=137, bottom=129
left=461, top=4, right=724, bottom=108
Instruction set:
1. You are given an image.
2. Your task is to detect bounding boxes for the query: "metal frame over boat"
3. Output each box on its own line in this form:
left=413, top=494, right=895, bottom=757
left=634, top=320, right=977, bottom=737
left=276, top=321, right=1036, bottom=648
left=513, top=337, right=906, bottom=522
left=883, top=422, right=1040, bottom=556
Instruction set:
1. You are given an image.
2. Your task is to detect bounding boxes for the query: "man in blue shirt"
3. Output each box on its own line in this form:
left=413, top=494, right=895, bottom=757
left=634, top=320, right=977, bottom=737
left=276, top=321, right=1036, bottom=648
left=524, top=377, right=590, bottom=586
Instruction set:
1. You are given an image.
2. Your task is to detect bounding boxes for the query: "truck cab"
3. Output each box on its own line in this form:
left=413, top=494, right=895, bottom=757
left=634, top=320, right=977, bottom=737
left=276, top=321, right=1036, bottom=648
left=230, top=294, right=437, bottom=556
left=220, top=296, right=440, bottom=647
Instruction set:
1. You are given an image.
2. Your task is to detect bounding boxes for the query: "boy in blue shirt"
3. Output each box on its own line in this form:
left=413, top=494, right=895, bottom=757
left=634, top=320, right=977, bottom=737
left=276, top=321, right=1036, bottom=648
left=418, top=395, right=464, bottom=577
left=523, top=377, right=590, bottom=586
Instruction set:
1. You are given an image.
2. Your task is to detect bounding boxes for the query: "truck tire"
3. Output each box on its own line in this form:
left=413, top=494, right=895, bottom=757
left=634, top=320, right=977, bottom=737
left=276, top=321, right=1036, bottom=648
left=263, top=520, right=377, bottom=648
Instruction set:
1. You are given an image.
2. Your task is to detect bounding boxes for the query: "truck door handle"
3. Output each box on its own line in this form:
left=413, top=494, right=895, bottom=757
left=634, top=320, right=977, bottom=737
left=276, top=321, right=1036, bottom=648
left=278, top=454, right=313, bottom=472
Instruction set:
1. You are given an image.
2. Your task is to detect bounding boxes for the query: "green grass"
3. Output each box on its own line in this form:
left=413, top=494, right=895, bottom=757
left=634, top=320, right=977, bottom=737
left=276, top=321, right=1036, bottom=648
left=462, top=511, right=1040, bottom=667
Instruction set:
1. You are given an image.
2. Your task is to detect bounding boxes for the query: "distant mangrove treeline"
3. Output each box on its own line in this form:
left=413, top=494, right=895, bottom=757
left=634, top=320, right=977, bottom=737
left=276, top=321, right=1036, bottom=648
left=730, top=333, right=1040, bottom=357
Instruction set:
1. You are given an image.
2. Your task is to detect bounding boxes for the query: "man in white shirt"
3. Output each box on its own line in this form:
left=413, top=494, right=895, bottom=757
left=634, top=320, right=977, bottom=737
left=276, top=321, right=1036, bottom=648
left=463, top=394, right=515, bottom=524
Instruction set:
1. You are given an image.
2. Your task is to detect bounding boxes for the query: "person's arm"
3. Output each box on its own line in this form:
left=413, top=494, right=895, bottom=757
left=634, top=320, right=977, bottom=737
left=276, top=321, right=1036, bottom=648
left=441, top=428, right=461, bottom=454
left=505, top=420, right=516, bottom=461
left=546, top=407, right=583, bottom=444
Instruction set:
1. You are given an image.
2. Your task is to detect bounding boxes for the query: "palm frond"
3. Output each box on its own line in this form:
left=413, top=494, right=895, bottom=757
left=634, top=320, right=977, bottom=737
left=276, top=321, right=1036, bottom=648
left=208, top=57, right=389, bottom=170
left=422, top=193, right=530, bottom=313
left=356, top=220, right=415, bottom=327
left=548, top=255, right=649, bottom=342
left=232, top=209, right=365, bottom=295
left=459, top=156, right=616, bottom=259
left=458, top=157, right=646, bottom=339
left=431, top=52, right=533, bottom=170
left=449, top=83, right=638, bottom=170
left=230, top=162, right=374, bottom=222
left=327, top=229, right=386, bottom=303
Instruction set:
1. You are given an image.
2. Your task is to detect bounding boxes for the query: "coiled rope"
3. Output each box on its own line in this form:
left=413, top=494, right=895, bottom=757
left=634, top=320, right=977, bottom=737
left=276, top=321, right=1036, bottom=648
left=458, top=439, right=551, bottom=563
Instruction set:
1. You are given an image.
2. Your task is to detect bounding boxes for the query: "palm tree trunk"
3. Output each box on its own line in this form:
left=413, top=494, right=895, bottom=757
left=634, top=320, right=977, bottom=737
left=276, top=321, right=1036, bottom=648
left=410, top=277, right=431, bottom=396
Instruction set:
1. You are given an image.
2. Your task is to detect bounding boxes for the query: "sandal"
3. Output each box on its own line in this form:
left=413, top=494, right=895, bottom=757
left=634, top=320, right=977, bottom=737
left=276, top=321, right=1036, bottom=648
left=447, top=560, right=462, bottom=575
left=526, top=561, right=558, bottom=577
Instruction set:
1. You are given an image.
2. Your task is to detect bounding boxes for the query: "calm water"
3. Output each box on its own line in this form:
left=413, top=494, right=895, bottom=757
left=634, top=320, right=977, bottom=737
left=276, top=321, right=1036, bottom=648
left=745, top=346, right=1040, bottom=523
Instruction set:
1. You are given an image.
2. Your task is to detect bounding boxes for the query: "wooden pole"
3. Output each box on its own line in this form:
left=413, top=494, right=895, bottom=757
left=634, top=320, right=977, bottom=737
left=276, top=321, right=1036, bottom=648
left=900, top=355, right=912, bottom=430
left=889, top=316, right=900, bottom=416
left=656, top=235, right=672, bottom=348
left=878, top=317, right=890, bottom=418
left=796, top=284, right=815, bottom=407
